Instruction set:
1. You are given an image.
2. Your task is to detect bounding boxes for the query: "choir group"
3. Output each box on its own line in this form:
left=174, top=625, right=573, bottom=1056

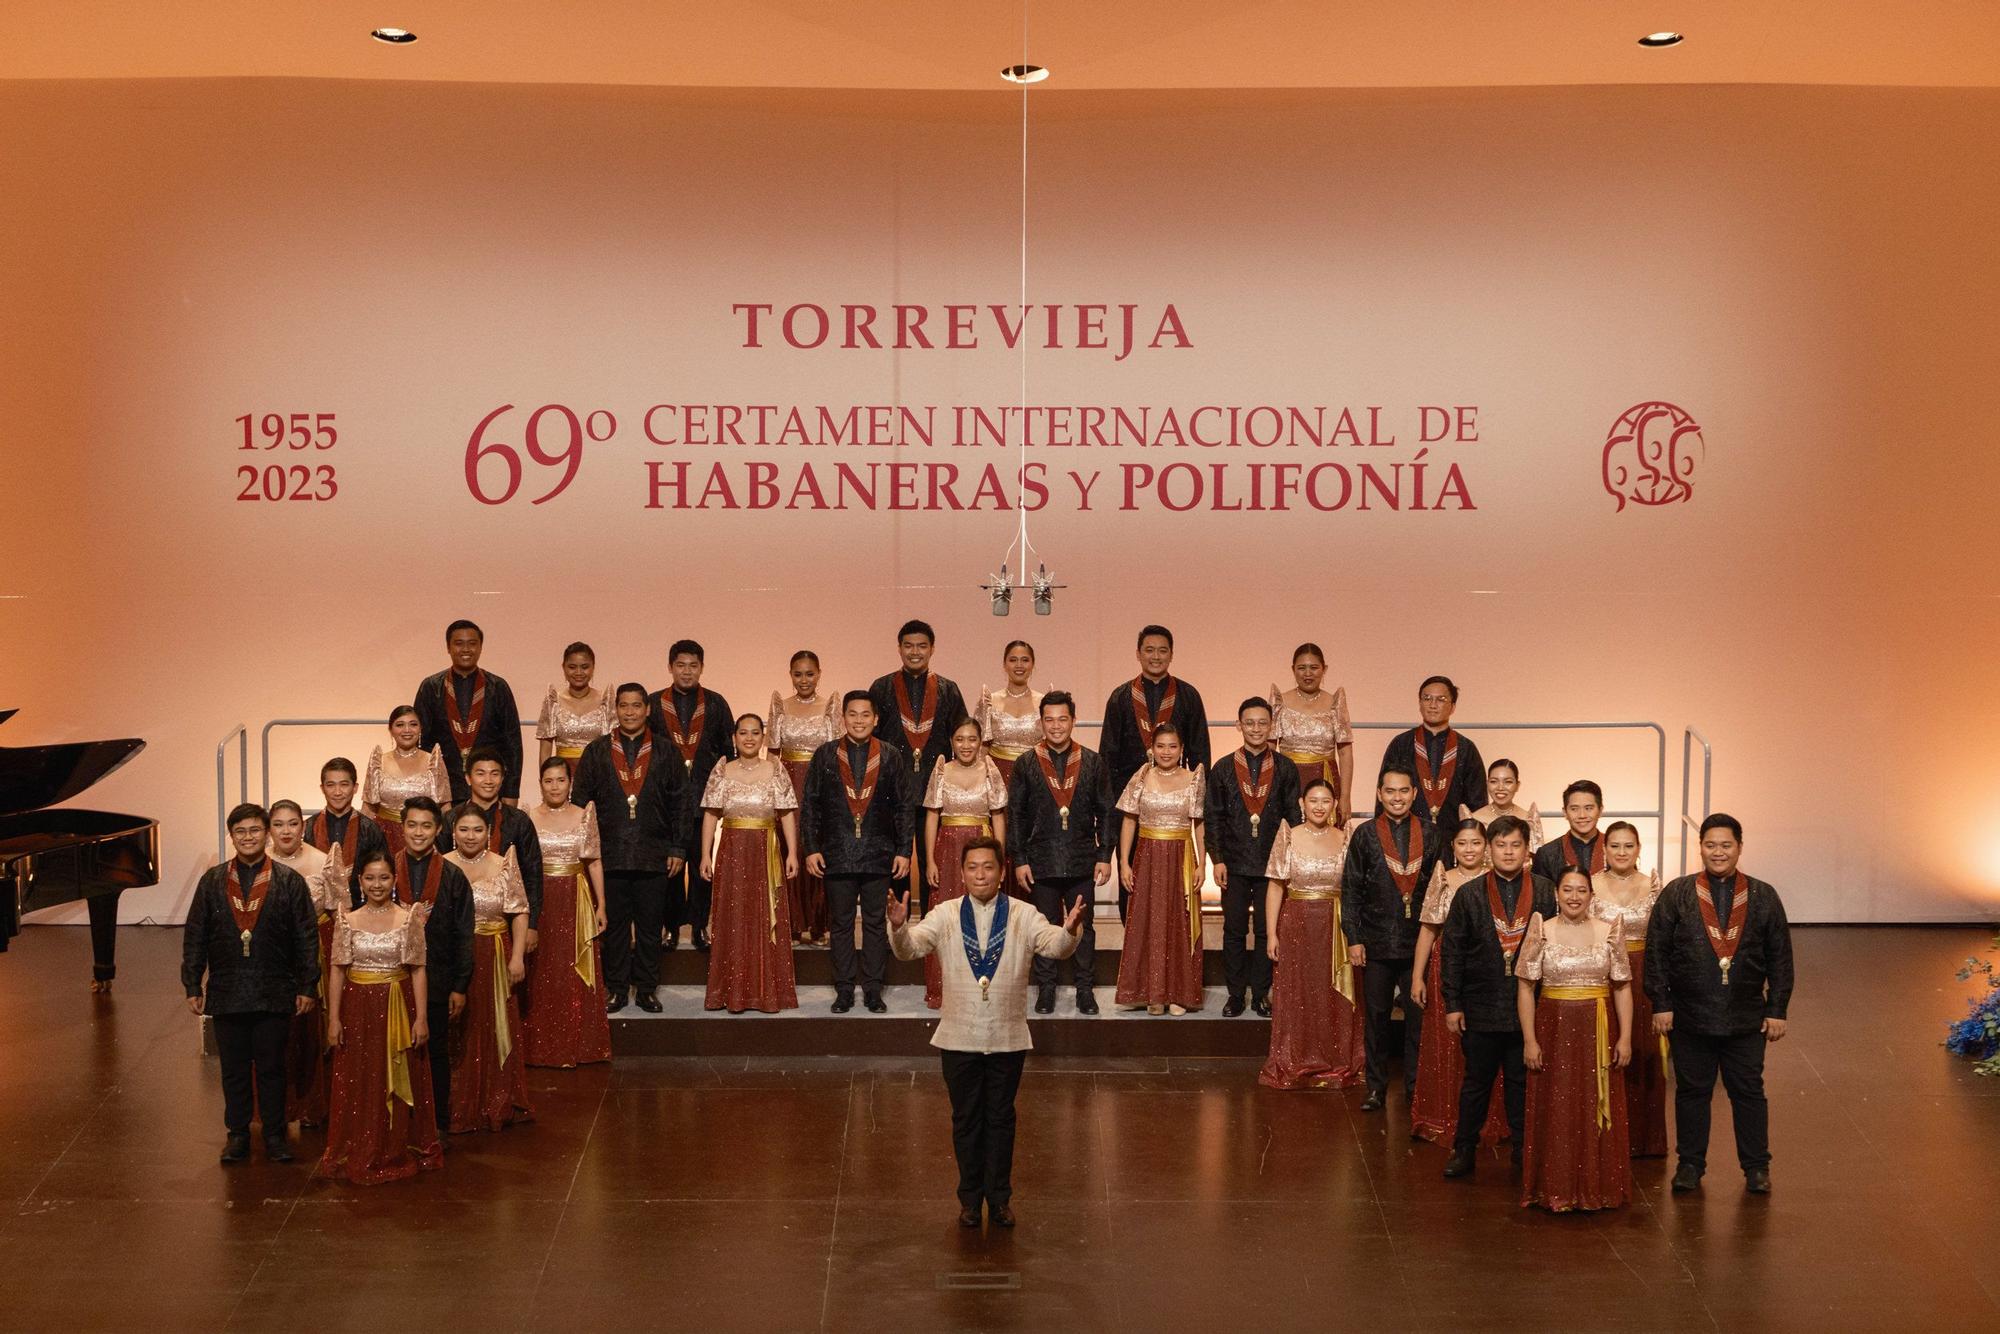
left=180, top=618, right=1795, bottom=1212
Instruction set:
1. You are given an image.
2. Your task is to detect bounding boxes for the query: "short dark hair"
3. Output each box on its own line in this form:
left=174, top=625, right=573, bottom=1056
left=1378, top=765, right=1417, bottom=788
left=445, top=619, right=483, bottom=643
left=1562, top=779, right=1604, bottom=806
left=1699, top=813, right=1743, bottom=841
left=1450, top=818, right=1489, bottom=841
left=1418, top=674, right=1458, bottom=703
left=388, top=704, right=418, bottom=727
left=1487, top=757, right=1518, bottom=779
left=320, top=757, right=358, bottom=783
left=449, top=802, right=493, bottom=831
left=842, top=689, right=876, bottom=712
left=562, top=641, right=595, bottom=663
left=226, top=802, right=269, bottom=831
left=790, top=650, right=820, bottom=669
left=402, top=796, right=444, bottom=825
left=268, top=799, right=304, bottom=820
left=538, top=755, right=572, bottom=777
left=1292, top=642, right=1325, bottom=664
left=1136, top=624, right=1174, bottom=650
left=668, top=639, right=704, bottom=663
left=1237, top=697, right=1273, bottom=720
left=614, top=682, right=648, bottom=704
left=897, top=619, right=935, bottom=645
left=465, top=746, right=506, bottom=773
left=960, top=835, right=1005, bottom=867
left=1486, top=814, right=1532, bottom=845
left=1039, top=690, right=1075, bottom=718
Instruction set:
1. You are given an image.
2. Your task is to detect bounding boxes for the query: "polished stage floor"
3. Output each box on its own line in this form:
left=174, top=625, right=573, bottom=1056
left=0, top=925, right=1995, bottom=1333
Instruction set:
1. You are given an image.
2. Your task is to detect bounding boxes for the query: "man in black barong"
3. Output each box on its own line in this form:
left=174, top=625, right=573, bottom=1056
left=1376, top=675, right=1486, bottom=831
left=803, top=691, right=917, bottom=1013
left=414, top=618, right=523, bottom=805
left=1207, top=698, right=1301, bottom=1017
left=466, top=747, right=544, bottom=956
left=1098, top=624, right=1211, bottom=920
left=647, top=639, right=734, bottom=951
left=393, top=797, right=475, bottom=1131
left=1005, top=691, right=1115, bottom=1016
left=869, top=619, right=969, bottom=914
left=1344, top=767, right=1446, bottom=1111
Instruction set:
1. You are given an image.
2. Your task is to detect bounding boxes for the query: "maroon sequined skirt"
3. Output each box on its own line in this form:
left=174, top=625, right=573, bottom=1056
left=1522, top=994, right=1630, bottom=1212
left=449, top=930, right=533, bottom=1133
left=706, top=825, right=798, bottom=1013
left=521, top=870, right=612, bottom=1067
left=1624, top=947, right=1669, bottom=1158
left=1258, top=898, right=1365, bottom=1089
left=285, top=912, right=335, bottom=1126
left=318, top=974, right=442, bottom=1186
left=780, top=758, right=828, bottom=938
left=1410, top=944, right=1508, bottom=1144
left=923, top=820, right=990, bottom=1008
left=1113, top=834, right=1204, bottom=1010
left=372, top=813, right=405, bottom=857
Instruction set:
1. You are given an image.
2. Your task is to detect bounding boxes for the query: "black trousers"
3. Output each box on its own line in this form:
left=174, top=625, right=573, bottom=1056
left=1220, top=873, right=1271, bottom=1002
left=1362, top=956, right=1422, bottom=1094
left=1669, top=1028, right=1771, bottom=1173
left=1455, top=1028, right=1528, bottom=1151
left=1030, top=876, right=1096, bottom=992
left=907, top=800, right=934, bottom=913
left=826, top=873, right=889, bottom=1000
left=665, top=863, right=713, bottom=939
left=940, top=1049, right=1028, bottom=1209
left=426, top=1002, right=453, bottom=1133
left=213, top=1010, right=289, bottom=1135
left=605, top=869, right=668, bottom=994
left=88, top=890, right=123, bottom=981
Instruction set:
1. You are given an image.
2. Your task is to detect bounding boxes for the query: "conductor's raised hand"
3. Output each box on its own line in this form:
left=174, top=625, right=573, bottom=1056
left=886, top=888, right=911, bottom=931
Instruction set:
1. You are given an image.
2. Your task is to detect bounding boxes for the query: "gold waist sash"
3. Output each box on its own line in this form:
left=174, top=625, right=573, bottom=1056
left=987, top=745, right=1029, bottom=762
left=374, top=805, right=404, bottom=821
left=477, top=928, right=513, bottom=1065
left=476, top=920, right=509, bottom=936
left=780, top=750, right=815, bottom=764
left=1281, top=889, right=1355, bottom=1003
left=543, top=861, right=584, bottom=876
left=1624, top=937, right=1648, bottom=953
left=348, top=967, right=408, bottom=984
left=555, top=744, right=586, bottom=760
left=1287, top=888, right=1339, bottom=901
left=1542, top=984, right=1612, bottom=1129
left=545, top=856, right=598, bottom=986
left=1281, top=751, right=1333, bottom=775
left=722, top=816, right=784, bottom=943
left=1138, top=826, right=1203, bottom=959
left=939, top=815, right=991, bottom=829
left=348, top=967, right=414, bottom=1109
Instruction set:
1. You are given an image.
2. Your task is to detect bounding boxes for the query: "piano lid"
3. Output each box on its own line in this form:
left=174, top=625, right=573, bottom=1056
left=0, top=738, right=147, bottom=817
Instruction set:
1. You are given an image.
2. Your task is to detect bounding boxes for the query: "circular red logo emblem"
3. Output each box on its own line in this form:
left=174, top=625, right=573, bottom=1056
left=1602, top=402, right=1703, bottom=512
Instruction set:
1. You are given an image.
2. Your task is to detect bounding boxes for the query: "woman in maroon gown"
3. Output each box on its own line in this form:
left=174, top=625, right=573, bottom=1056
left=1114, top=725, right=1206, bottom=1014
left=921, top=720, right=1010, bottom=1007
left=268, top=800, right=345, bottom=1129
left=1592, top=822, right=1667, bottom=1156
left=768, top=651, right=838, bottom=944
left=1518, top=868, right=1633, bottom=1212
left=320, top=850, right=443, bottom=1185
left=1259, top=779, right=1365, bottom=1088
left=443, top=805, right=532, bottom=1132
left=1410, top=819, right=1507, bottom=1144
left=698, top=715, right=801, bottom=1013
left=523, top=756, right=612, bottom=1067
left=975, top=641, right=1041, bottom=900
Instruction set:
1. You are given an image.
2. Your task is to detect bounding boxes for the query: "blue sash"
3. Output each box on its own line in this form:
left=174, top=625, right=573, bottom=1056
left=960, top=892, right=1008, bottom=993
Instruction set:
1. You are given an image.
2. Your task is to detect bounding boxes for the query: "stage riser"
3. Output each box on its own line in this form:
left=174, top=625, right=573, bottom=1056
left=655, top=946, right=1235, bottom=987
left=610, top=1010, right=1279, bottom=1058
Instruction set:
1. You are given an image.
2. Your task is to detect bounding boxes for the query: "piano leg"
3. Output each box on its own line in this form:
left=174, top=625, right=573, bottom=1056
left=87, top=890, right=122, bottom=987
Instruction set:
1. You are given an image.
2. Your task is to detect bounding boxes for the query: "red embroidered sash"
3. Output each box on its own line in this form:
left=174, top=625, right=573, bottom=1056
left=665, top=688, right=706, bottom=772
left=1696, top=871, right=1751, bottom=983
left=611, top=729, right=652, bottom=813
left=393, top=852, right=445, bottom=908
left=1234, top=750, right=1275, bottom=836
left=1129, top=675, right=1178, bottom=748
left=308, top=810, right=360, bottom=863
left=1412, top=726, right=1458, bottom=819
left=1375, top=815, right=1424, bottom=913
left=444, top=669, right=487, bottom=762
left=226, top=860, right=272, bottom=954
left=1035, top=743, right=1081, bottom=814
left=892, top=673, right=939, bottom=772
left=1560, top=832, right=1608, bottom=874
left=1485, top=871, right=1532, bottom=974
left=837, top=738, right=883, bottom=836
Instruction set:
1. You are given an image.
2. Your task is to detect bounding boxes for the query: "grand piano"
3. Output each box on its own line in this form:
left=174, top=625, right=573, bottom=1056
left=0, top=708, right=161, bottom=985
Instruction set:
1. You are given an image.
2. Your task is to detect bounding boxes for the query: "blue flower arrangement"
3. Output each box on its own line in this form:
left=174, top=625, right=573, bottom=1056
left=1946, top=935, right=2000, bottom=1076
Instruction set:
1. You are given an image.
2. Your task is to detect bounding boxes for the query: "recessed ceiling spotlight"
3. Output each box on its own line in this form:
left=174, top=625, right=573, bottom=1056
left=371, top=28, right=417, bottom=44
left=1001, top=64, right=1049, bottom=84
left=1637, top=31, right=1684, bottom=47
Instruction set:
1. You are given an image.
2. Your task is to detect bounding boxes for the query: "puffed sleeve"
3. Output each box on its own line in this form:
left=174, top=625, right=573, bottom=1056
left=700, top=763, right=729, bottom=812
left=1266, top=684, right=1285, bottom=746
left=400, top=908, right=428, bottom=965
left=499, top=848, right=530, bottom=915
left=1331, top=686, right=1352, bottom=745
left=1187, top=765, right=1206, bottom=820
left=363, top=746, right=384, bottom=805
left=769, top=765, right=798, bottom=812
left=427, top=746, right=451, bottom=802
left=580, top=802, right=601, bottom=860
left=1115, top=768, right=1146, bottom=815
left=1606, top=915, right=1632, bottom=982
left=1516, top=914, right=1547, bottom=981
left=1526, top=803, right=1544, bottom=852
left=983, top=755, right=1008, bottom=810
left=976, top=685, right=994, bottom=743
left=921, top=755, right=948, bottom=809
left=1419, top=864, right=1452, bottom=926
left=536, top=684, right=559, bottom=740
left=321, top=848, right=349, bottom=914
left=766, top=693, right=782, bottom=753
left=1264, top=821, right=1293, bottom=882
left=331, top=910, right=355, bottom=966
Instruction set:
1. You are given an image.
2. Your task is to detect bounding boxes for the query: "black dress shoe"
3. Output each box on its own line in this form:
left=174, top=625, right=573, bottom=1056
left=1034, top=987, right=1056, bottom=1015
left=634, top=991, right=663, bottom=1013
left=832, top=995, right=855, bottom=1013
left=1359, top=1090, right=1385, bottom=1112
left=220, top=1132, right=251, bottom=1165
left=1075, top=990, right=1099, bottom=1015
left=692, top=930, right=710, bottom=952
left=1671, top=1162, right=1702, bottom=1193
left=863, top=994, right=888, bottom=1014
left=990, top=1204, right=1016, bottom=1228
left=1221, top=995, right=1246, bottom=1018
left=663, top=933, right=679, bottom=952
left=1744, top=1168, right=1771, bottom=1195
left=958, top=1206, right=982, bottom=1228
left=263, top=1134, right=295, bottom=1164
left=1442, top=1148, right=1476, bottom=1178
left=606, top=991, right=629, bottom=1014
left=1251, top=996, right=1273, bottom=1018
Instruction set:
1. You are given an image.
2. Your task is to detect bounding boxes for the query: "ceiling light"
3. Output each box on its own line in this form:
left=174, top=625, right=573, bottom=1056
left=1001, top=64, right=1049, bottom=84
left=1637, top=32, right=1684, bottom=47
left=371, top=28, right=417, bottom=44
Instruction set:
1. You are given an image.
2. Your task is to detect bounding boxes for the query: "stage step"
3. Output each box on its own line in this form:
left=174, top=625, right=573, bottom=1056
left=652, top=942, right=1237, bottom=987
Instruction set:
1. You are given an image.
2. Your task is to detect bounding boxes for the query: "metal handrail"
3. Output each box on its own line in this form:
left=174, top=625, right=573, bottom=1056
left=214, top=724, right=247, bottom=860
left=1680, top=725, right=1714, bottom=877
left=258, top=718, right=539, bottom=805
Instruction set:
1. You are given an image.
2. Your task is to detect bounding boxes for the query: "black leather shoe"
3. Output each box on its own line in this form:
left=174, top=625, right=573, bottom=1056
left=606, top=991, right=628, bottom=1014
left=634, top=991, right=663, bottom=1013
left=663, top=933, right=679, bottom=952
left=1075, top=990, right=1099, bottom=1015
left=1744, top=1168, right=1771, bottom=1195
left=692, top=930, right=710, bottom=952
left=958, top=1206, right=982, bottom=1228
left=1034, top=987, right=1056, bottom=1015
left=1671, top=1162, right=1702, bottom=1193
left=220, top=1132, right=251, bottom=1165
left=1251, top=996, right=1273, bottom=1017
left=832, top=994, right=855, bottom=1013
left=990, top=1204, right=1016, bottom=1228
left=263, top=1134, right=294, bottom=1164
left=1442, top=1148, right=1476, bottom=1178
left=1221, top=995, right=1246, bottom=1018
left=863, top=994, right=888, bottom=1014
left=1359, top=1090, right=1385, bottom=1112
